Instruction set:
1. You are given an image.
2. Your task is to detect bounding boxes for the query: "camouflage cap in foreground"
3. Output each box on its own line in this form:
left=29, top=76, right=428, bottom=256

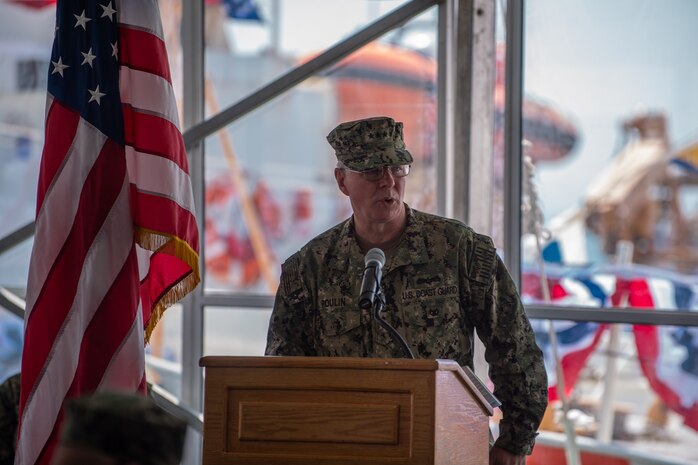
left=326, top=116, right=414, bottom=170
left=60, top=391, right=186, bottom=465
left=0, top=373, right=21, bottom=465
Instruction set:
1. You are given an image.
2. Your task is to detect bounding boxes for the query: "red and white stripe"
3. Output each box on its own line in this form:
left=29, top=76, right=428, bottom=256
left=15, top=1, right=199, bottom=463
left=619, top=277, right=698, bottom=432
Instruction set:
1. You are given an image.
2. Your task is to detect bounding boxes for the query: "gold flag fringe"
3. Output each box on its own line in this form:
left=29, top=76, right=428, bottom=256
left=135, top=227, right=201, bottom=344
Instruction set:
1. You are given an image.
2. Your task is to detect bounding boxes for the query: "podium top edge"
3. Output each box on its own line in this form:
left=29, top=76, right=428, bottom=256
left=200, top=355, right=461, bottom=371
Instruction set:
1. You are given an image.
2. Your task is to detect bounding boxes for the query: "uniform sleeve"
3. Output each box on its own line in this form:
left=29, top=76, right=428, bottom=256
left=466, top=238, right=548, bottom=456
left=265, top=254, right=316, bottom=356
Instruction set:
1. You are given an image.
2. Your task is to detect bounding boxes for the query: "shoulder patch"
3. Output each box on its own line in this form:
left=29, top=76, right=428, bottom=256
left=280, top=253, right=303, bottom=296
left=469, top=233, right=496, bottom=285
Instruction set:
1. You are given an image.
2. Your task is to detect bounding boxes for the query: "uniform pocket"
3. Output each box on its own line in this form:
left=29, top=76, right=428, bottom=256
left=403, top=297, right=465, bottom=359
left=316, top=307, right=363, bottom=357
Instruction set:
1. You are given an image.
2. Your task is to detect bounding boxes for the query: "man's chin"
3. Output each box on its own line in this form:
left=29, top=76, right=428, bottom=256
left=371, top=200, right=404, bottom=220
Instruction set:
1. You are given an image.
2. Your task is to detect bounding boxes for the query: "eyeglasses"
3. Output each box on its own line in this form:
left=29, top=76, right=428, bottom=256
left=346, top=165, right=411, bottom=182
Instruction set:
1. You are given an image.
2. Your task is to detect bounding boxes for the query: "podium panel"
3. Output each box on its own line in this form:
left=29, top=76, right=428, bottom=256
left=200, top=356, right=493, bottom=465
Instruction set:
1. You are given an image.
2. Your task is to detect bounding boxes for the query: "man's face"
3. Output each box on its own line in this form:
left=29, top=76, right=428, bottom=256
left=334, top=164, right=407, bottom=228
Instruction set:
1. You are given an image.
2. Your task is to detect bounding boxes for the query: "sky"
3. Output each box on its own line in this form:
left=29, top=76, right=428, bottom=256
left=525, top=0, right=698, bottom=221
left=227, top=0, right=409, bottom=56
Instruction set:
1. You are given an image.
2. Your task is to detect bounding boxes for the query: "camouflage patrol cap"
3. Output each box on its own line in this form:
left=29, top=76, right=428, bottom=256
left=60, top=391, right=186, bottom=465
left=327, top=116, right=414, bottom=170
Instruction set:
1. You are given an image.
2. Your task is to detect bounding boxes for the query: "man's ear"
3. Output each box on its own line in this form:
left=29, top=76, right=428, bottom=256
left=334, top=168, right=350, bottom=196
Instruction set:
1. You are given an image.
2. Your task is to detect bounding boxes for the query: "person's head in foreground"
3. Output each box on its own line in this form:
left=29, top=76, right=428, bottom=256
left=51, top=391, right=186, bottom=465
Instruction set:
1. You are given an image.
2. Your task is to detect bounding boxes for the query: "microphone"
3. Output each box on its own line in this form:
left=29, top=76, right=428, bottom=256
left=358, top=248, right=386, bottom=309
left=358, top=248, right=415, bottom=359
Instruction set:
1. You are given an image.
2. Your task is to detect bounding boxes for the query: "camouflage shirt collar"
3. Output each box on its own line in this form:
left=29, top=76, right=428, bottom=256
left=337, top=218, right=367, bottom=274
left=384, top=204, right=431, bottom=273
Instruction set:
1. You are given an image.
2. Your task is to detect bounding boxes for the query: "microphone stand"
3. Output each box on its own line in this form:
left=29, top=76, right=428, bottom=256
left=372, top=288, right=414, bottom=359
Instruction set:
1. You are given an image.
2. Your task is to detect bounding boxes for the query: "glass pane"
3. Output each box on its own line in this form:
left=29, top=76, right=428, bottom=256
left=0, top=3, right=53, bottom=289
left=203, top=14, right=438, bottom=293
left=204, top=0, right=414, bottom=110
left=0, top=306, right=23, bottom=383
left=528, top=320, right=698, bottom=464
left=0, top=239, right=33, bottom=290
left=203, top=307, right=273, bottom=356
left=146, top=304, right=183, bottom=398
left=522, top=0, right=698, bottom=311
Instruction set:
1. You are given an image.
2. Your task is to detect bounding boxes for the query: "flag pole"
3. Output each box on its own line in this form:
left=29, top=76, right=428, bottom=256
left=596, top=240, right=632, bottom=442
left=523, top=153, right=581, bottom=465
left=204, top=77, right=278, bottom=293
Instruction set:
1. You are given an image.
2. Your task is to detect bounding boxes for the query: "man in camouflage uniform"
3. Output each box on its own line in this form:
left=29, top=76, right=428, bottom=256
left=51, top=391, right=187, bottom=465
left=265, top=116, right=547, bottom=465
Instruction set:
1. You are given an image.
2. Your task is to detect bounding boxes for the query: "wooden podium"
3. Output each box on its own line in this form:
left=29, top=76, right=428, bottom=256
left=199, top=356, right=496, bottom=465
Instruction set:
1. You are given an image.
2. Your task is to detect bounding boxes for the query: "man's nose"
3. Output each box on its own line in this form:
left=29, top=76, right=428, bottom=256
left=378, top=168, right=396, bottom=187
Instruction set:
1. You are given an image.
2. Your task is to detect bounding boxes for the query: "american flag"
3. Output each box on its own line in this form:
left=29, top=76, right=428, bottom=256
left=16, top=1, right=200, bottom=464
left=7, top=0, right=57, bottom=8
left=206, top=0, right=264, bottom=21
